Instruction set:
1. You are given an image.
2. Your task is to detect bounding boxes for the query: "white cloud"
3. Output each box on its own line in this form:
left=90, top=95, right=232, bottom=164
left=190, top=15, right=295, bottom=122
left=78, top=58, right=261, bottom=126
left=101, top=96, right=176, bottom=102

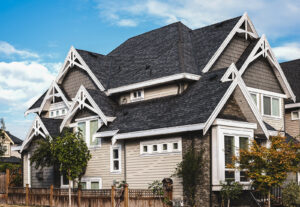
left=96, top=0, right=300, bottom=38
left=0, top=41, right=39, bottom=58
left=273, top=43, right=300, bottom=61
left=117, top=19, right=138, bottom=27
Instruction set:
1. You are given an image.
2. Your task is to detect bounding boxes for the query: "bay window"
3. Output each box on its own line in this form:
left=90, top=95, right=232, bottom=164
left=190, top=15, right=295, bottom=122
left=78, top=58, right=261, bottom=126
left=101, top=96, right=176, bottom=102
left=262, top=95, right=280, bottom=117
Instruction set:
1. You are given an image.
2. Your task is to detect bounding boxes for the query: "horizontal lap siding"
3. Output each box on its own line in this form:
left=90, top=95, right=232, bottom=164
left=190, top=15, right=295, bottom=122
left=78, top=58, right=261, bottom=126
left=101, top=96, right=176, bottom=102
left=84, top=139, right=125, bottom=189
left=62, top=66, right=97, bottom=99
left=285, top=110, right=300, bottom=138
left=212, top=35, right=250, bottom=70
left=125, top=138, right=183, bottom=199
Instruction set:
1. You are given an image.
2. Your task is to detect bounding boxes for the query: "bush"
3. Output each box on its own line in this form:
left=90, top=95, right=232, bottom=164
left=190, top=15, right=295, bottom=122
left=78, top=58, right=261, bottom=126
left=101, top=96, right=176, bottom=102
left=220, top=181, right=243, bottom=207
left=282, top=182, right=300, bottom=207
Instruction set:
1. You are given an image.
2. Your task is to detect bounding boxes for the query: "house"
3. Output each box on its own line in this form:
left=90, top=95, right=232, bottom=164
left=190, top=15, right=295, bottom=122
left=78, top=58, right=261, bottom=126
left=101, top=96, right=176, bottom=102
left=0, top=130, right=23, bottom=164
left=20, top=13, right=296, bottom=206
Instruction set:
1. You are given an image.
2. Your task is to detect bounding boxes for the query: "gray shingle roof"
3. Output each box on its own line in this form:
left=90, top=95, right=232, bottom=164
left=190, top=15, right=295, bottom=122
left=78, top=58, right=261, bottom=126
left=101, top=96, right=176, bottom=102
left=98, top=69, right=231, bottom=133
left=28, top=91, right=47, bottom=110
left=0, top=156, right=21, bottom=164
left=41, top=118, right=62, bottom=137
left=280, top=59, right=300, bottom=103
left=5, top=131, right=23, bottom=145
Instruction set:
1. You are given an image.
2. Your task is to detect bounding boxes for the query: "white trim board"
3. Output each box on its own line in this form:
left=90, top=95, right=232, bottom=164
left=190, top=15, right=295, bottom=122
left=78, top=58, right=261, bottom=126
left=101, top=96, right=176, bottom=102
left=56, top=46, right=105, bottom=91
left=106, top=73, right=200, bottom=95
left=247, top=87, right=286, bottom=99
left=202, top=12, right=259, bottom=73
left=285, top=103, right=300, bottom=109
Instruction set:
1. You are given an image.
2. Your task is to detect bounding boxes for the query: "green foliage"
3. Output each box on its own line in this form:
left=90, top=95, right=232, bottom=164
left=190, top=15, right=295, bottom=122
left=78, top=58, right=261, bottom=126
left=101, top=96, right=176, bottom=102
left=174, top=146, right=204, bottom=207
left=0, top=118, right=6, bottom=130
left=0, top=163, right=20, bottom=172
left=148, top=180, right=164, bottom=196
left=53, top=130, right=91, bottom=182
left=0, top=129, right=7, bottom=157
left=282, top=182, right=300, bottom=207
left=220, top=181, right=243, bottom=207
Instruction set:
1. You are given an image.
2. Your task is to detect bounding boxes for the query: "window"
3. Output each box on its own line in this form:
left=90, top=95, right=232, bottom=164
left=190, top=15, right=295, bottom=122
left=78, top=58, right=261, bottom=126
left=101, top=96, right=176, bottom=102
left=143, top=146, right=148, bottom=153
left=49, top=108, right=67, bottom=118
left=153, top=145, right=158, bottom=152
left=77, top=118, right=101, bottom=147
left=62, top=109, right=66, bottom=115
left=91, top=182, right=99, bottom=189
left=262, top=96, right=280, bottom=117
left=162, top=144, right=168, bottom=151
left=250, top=93, right=258, bottom=108
left=56, top=110, right=59, bottom=116
left=80, top=182, right=87, bottom=189
left=173, top=143, right=178, bottom=150
left=292, top=111, right=300, bottom=120
left=140, top=138, right=182, bottom=155
left=79, top=178, right=102, bottom=189
left=50, top=111, right=54, bottom=117
left=130, top=90, right=144, bottom=101
left=111, top=145, right=121, bottom=173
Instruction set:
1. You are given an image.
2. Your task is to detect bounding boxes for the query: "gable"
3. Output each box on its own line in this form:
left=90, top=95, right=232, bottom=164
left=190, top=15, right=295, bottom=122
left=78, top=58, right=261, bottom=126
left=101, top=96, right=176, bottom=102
left=243, top=57, right=283, bottom=94
left=71, top=108, right=98, bottom=122
left=61, top=66, right=97, bottom=99
left=217, top=94, right=247, bottom=121
left=212, top=35, right=251, bottom=71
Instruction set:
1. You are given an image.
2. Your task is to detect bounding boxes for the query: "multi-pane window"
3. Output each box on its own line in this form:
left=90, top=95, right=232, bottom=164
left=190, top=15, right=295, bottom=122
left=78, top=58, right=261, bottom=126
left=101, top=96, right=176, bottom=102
left=79, top=179, right=101, bottom=189
left=130, top=90, right=144, bottom=102
left=263, top=96, right=280, bottom=117
left=49, top=108, right=68, bottom=118
left=91, top=182, right=99, bottom=189
left=111, top=145, right=121, bottom=173
left=140, top=139, right=182, bottom=155
left=1, top=144, right=8, bottom=156
left=90, top=120, right=99, bottom=145
left=77, top=119, right=100, bottom=147
left=292, top=111, right=300, bottom=120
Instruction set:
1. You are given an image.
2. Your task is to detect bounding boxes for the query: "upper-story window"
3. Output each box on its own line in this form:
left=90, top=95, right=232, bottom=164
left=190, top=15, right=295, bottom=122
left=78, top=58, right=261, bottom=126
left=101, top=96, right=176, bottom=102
left=50, top=108, right=68, bottom=118
left=130, top=90, right=144, bottom=102
left=77, top=118, right=101, bottom=147
left=140, top=138, right=182, bottom=155
left=250, top=93, right=259, bottom=108
left=110, top=145, right=121, bottom=173
left=291, top=111, right=300, bottom=120
left=262, top=95, right=280, bottom=118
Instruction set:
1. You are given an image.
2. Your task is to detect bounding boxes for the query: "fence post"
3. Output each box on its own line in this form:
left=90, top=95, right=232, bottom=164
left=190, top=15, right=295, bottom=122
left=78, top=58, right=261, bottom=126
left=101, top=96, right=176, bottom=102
left=124, top=184, right=129, bottom=207
left=77, top=185, right=81, bottom=207
left=111, top=185, right=115, bottom=207
left=50, top=185, right=53, bottom=207
left=25, top=184, right=29, bottom=206
left=5, top=168, right=9, bottom=204
left=162, top=178, right=173, bottom=207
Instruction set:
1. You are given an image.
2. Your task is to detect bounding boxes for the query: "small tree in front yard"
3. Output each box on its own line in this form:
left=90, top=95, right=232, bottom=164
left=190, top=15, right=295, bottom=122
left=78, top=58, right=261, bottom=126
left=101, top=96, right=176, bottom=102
left=53, top=130, right=91, bottom=207
left=234, top=135, right=300, bottom=207
left=220, top=181, right=242, bottom=207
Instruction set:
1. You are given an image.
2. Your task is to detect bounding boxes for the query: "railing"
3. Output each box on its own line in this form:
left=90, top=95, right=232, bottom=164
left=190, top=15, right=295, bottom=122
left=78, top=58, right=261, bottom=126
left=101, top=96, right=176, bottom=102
left=250, top=186, right=283, bottom=207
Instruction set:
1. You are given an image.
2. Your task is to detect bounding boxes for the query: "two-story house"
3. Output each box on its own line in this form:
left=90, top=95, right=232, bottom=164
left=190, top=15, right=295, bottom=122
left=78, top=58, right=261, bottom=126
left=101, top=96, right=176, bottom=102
left=20, top=13, right=296, bottom=206
left=0, top=130, right=23, bottom=164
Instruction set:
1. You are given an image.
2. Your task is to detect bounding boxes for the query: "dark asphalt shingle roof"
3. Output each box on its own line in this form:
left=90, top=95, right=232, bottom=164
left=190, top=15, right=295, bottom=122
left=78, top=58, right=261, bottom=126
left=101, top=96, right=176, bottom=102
left=0, top=156, right=21, bottom=164
left=5, top=131, right=23, bottom=145
left=41, top=118, right=63, bottom=137
left=98, top=69, right=231, bottom=133
left=28, top=91, right=47, bottom=110
left=281, top=59, right=300, bottom=103
left=236, top=39, right=260, bottom=69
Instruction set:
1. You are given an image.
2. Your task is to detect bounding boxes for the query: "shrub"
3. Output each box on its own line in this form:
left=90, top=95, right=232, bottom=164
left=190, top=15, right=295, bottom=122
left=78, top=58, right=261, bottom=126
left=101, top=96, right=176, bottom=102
left=282, top=182, right=300, bottom=207
left=220, top=181, right=243, bottom=207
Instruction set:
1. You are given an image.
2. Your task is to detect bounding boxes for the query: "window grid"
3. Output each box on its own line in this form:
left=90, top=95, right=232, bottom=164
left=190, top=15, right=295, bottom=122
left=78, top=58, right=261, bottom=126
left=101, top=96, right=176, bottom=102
left=111, top=145, right=121, bottom=173
left=262, top=95, right=280, bottom=118
left=140, top=140, right=182, bottom=155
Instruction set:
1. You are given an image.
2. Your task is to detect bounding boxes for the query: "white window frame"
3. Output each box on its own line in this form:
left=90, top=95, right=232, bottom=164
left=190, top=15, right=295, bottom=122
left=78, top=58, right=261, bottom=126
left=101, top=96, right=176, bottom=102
left=130, top=89, right=144, bottom=102
left=140, top=138, right=182, bottom=155
left=75, top=116, right=102, bottom=148
left=212, top=123, right=254, bottom=191
left=60, top=175, right=73, bottom=189
left=261, top=95, right=281, bottom=118
left=291, top=110, right=300, bottom=120
left=110, top=144, right=122, bottom=173
left=80, top=177, right=102, bottom=189
left=250, top=92, right=259, bottom=109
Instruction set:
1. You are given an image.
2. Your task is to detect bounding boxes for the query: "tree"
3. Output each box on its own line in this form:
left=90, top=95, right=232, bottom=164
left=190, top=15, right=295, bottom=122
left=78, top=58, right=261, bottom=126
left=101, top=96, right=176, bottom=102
left=31, top=130, right=91, bottom=207
left=0, top=118, right=6, bottom=130
left=0, top=129, right=7, bottom=157
left=53, top=130, right=91, bottom=207
left=220, top=181, right=242, bottom=207
left=234, top=135, right=300, bottom=207
left=174, top=146, right=204, bottom=207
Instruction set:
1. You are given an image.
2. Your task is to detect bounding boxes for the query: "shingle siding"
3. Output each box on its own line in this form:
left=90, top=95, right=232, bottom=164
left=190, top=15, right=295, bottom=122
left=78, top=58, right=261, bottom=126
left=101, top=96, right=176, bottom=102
left=285, top=109, right=300, bottom=139
left=243, top=57, right=283, bottom=94
left=212, top=35, right=250, bottom=71
left=62, top=66, right=97, bottom=99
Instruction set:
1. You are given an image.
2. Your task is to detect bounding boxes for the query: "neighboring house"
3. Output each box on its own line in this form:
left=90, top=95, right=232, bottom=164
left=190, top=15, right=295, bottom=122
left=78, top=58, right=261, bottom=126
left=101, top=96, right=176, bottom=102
left=20, top=13, right=297, bottom=206
left=0, top=130, right=23, bottom=164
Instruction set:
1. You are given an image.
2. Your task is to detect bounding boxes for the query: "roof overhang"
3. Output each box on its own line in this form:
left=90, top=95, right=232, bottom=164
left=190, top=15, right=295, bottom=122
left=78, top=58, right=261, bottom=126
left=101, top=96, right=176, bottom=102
left=285, top=103, right=300, bottom=109
left=106, top=73, right=201, bottom=96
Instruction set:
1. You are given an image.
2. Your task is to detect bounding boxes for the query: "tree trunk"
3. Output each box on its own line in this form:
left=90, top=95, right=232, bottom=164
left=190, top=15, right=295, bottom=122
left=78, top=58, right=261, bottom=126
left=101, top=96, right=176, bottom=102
left=227, top=199, right=230, bottom=207
left=268, top=190, right=271, bottom=207
left=68, top=170, right=71, bottom=207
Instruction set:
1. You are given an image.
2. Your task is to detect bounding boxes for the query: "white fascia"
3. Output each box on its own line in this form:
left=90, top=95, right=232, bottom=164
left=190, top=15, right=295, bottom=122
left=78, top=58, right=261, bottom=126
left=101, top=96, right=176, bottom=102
left=60, top=85, right=112, bottom=132
left=94, top=130, right=119, bottom=138
left=285, top=103, right=300, bottom=109
left=203, top=64, right=270, bottom=138
left=213, top=118, right=257, bottom=129
left=238, top=35, right=296, bottom=102
left=202, top=12, right=259, bottom=73
left=56, top=46, right=105, bottom=91
left=106, top=73, right=200, bottom=95
left=111, top=123, right=205, bottom=145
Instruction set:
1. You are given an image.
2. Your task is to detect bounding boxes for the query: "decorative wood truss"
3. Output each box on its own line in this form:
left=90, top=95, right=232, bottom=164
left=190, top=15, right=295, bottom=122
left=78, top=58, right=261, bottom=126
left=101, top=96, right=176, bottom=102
left=56, top=46, right=105, bottom=91
left=38, top=81, right=71, bottom=114
left=239, top=35, right=295, bottom=101
left=20, top=116, right=50, bottom=152
left=60, top=85, right=112, bottom=132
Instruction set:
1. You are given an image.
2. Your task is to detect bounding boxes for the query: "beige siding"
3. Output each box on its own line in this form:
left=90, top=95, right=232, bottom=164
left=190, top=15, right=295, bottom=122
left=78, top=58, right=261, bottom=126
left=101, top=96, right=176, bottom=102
left=84, top=139, right=125, bottom=189
left=212, top=35, right=250, bottom=70
left=23, top=154, right=28, bottom=186
left=62, top=66, right=97, bottom=99
left=243, top=57, right=283, bottom=94
left=285, top=110, right=300, bottom=139
left=125, top=138, right=183, bottom=199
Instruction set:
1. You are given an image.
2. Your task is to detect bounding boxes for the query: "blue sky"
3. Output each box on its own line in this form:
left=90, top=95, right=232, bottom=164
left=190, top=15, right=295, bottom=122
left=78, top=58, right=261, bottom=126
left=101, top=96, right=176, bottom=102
left=0, top=0, right=300, bottom=139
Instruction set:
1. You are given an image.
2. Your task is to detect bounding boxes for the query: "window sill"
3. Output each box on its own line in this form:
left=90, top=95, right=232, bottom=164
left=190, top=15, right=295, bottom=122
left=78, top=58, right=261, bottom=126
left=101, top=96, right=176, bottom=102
left=140, top=151, right=182, bottom=156
left=110, top=171, right=122, bottom=175
left=212, top=183, right=251, bottom=191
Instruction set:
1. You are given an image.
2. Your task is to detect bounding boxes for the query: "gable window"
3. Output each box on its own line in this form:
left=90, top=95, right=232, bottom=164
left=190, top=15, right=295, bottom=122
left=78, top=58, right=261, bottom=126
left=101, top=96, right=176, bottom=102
left=250, top=93, right=259, bottom=108
left=110, top=145, right=121, bottom=173
left=262, top=95, right=280, bottom=117
left=291, top=111, right=300, bottom=120
left=130, top=90, right=144, bottom=102
left=1, top=144, right=8, bottom=156
left=77, top=117, right=101, bottom=147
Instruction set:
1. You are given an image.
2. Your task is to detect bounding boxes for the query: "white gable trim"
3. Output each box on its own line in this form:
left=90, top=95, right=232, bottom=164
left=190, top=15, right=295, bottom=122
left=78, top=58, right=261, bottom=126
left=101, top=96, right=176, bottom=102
left=106, top=73, right=200, bottom=95
left=20, top=116, right=50, bottom=152
left=202, top=12, right=259, bottom=73
left=60, top=85, right=110, bottom=132
left=203, top=64, right=270, bottom=138
left=213, top=118, right=257, bottom=129
left=56, top=46, right=105, bottom=91
left=238, top=35, right=296, bottom=101
left=3, top=131, right=14, bottom=145
left=38, top=81, right=71, bottom=114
